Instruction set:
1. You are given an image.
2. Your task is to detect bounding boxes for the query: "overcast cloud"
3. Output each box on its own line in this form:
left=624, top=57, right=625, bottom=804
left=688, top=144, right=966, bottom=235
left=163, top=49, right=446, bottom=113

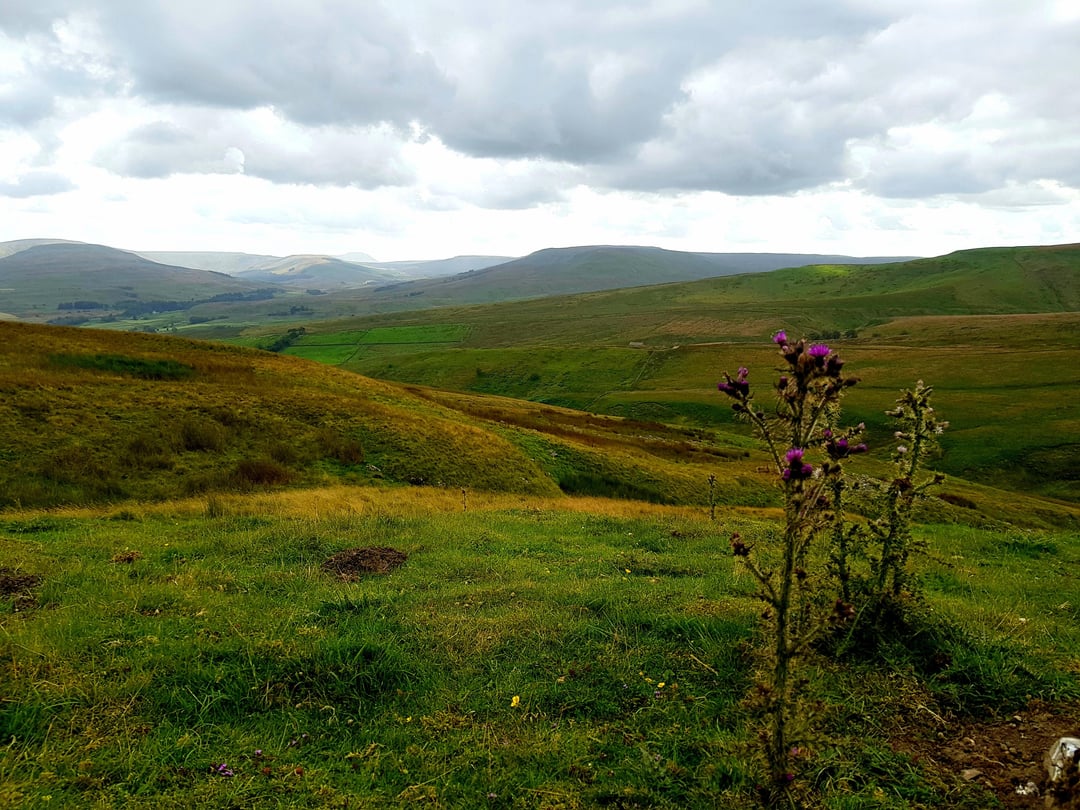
left=1, top=0, right=1077, bottom=259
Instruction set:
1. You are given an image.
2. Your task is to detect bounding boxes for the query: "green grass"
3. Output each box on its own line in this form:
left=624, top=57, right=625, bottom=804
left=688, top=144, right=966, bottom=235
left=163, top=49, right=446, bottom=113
left=2, top=492, right=1077, bottom=808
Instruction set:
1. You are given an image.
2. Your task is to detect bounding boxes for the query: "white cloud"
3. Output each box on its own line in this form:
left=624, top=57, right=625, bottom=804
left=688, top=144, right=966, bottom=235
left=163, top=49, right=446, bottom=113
left=0, top=0, right=1076, bottom=259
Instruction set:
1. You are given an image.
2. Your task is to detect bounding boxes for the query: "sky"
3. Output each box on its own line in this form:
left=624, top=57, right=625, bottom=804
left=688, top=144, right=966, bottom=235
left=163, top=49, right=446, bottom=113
left=1, top=1, right=1079, bottom=262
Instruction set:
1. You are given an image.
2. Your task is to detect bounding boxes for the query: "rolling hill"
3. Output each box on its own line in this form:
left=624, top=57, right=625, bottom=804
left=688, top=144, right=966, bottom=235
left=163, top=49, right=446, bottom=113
left=0, top=320, right=782, bottom=512
left=351, top=245, right=917, bottom=309
left=1, top=317, right=1074, bottom=528
left=238, top=243, right=1080, bottom=504
left=0, top=242, right=278, bottom=317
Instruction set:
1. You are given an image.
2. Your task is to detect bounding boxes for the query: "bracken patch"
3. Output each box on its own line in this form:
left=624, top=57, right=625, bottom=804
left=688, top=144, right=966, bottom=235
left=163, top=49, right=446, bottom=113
left=321, top=547, right=408, bottom=580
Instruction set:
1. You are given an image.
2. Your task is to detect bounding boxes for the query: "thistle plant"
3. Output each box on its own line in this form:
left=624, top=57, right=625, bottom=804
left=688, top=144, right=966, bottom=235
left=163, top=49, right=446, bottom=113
left=716, top=334, right=946, bottom=805
left=717, top=331, right=863, bottom=804
left=869, top=381, right=947, bottom=608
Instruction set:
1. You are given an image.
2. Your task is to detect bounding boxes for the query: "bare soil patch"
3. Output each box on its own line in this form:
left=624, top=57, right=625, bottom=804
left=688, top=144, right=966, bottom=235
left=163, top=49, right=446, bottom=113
left=0, top=566, right=41, bottom=610
left=321, top=547, right=408, bottom=580
left=896, top=699, right=1080, bottom=808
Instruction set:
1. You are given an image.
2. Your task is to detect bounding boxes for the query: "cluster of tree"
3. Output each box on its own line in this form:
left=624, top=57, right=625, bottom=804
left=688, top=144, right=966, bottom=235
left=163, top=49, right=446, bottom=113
left=265, top=327, right=307, bottom=353
left=114, top=289, right=277, bottom=318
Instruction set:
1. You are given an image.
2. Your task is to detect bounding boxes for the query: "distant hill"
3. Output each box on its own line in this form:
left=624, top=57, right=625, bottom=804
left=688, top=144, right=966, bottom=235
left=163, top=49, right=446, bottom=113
left=322, top=243, right=1080, bottom=350
left=139, top=251, right=514, bottom=284
left=234, top=255, right=401, bottom=288
left=358, top=255, right=516, bottom=280
left=0, top=237, right=84, bottom=259
left=0, top=242, right=277, bottom=317
left=336, top=250, right=377, bottom=263
left=136, top=250, right=284, bottom=275
left=356, top=245, right=916, bottom=309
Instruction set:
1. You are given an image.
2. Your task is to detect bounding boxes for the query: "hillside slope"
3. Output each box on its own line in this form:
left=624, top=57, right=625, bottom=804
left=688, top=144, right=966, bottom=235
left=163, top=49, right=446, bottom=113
left=0, top=243, right=276, bottom=316
left=0, top=322, right=777, bottom=511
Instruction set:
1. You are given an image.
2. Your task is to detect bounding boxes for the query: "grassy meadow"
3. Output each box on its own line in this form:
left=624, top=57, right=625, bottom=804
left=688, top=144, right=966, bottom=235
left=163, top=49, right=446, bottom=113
left=3, top=487, right=1079, bottom=809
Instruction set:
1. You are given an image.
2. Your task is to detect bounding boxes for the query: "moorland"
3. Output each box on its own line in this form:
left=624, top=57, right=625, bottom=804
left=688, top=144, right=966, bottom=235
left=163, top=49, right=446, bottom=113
left=0, top=240, right=1078, bottom=808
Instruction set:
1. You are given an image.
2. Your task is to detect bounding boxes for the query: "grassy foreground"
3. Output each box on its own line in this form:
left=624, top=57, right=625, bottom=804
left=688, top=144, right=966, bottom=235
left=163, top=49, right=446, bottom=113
left=2, top=487, right=1078, bottom=808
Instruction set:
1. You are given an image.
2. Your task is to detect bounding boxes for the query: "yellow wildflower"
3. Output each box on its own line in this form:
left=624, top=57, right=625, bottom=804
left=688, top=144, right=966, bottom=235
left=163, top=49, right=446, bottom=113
left=510, top=695, right=521, bottom=708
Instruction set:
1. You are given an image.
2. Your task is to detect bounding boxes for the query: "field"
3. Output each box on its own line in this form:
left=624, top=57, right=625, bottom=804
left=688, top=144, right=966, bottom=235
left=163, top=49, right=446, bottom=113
left=2, top=487, right=1079, bottom=809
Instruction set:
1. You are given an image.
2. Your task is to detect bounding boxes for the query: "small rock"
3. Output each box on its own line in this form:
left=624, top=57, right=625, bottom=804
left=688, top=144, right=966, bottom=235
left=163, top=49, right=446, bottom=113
left=1014, top=781, right=1039, bottom=797
left=961, top=768, right=983, bottom=781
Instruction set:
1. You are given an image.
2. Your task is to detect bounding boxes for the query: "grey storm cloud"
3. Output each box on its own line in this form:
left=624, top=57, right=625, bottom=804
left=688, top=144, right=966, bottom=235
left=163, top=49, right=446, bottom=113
left=3, top=0, right=1079, bottom=202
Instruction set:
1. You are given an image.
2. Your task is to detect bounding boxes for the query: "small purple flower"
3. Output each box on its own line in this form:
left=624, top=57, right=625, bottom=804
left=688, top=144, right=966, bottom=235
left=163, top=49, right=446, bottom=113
left=773, top=330, right=787, bottom=345
left=717, top=367, right=750, bottom=398
left=213, top=763, right=235, bottom=777
left=782, top=447, right=813, bottom=480
left=808, top=344, right=830, bottom=358
left=826, top=434, right=869, bottom=460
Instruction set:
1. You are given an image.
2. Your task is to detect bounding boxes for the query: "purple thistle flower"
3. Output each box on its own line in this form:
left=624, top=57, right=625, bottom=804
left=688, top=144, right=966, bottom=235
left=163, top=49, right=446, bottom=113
left=717, top=368, right=750, bottom=398
left=773, top=330, right=787, bottom=345
left=782, top=447, right=813, bottom=480
left=808, top=344, right=830, bottom=358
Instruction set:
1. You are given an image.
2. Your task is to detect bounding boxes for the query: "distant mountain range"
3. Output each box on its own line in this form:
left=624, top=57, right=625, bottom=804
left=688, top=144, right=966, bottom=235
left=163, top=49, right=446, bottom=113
left=137, top=250, right=514, bottom=286
left=0, top=237, right=915, bottom=321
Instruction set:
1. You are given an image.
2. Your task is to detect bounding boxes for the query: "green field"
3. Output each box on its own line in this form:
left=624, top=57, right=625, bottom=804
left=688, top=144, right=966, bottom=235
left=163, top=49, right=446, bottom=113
left=276, top=325, right=472, bottom=367
left=2, top=489, right=1078, bottom=808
